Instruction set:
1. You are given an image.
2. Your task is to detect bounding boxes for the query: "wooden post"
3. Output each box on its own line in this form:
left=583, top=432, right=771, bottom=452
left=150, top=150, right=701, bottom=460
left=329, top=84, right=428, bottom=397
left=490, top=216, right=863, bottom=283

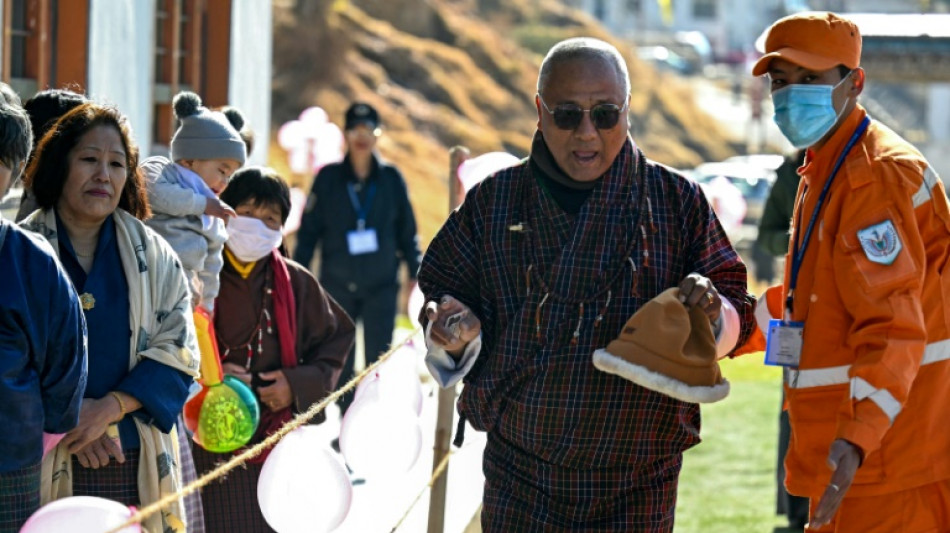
left=427, top=146, right=470, bottom=533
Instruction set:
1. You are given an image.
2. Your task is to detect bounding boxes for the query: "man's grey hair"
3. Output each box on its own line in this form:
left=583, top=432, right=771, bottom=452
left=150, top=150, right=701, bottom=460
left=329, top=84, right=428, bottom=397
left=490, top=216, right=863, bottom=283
left=0, top=82, right=21, bottom=107
left=537, top=37, right=631, bottom=97
left=0, top=102, right=33, bottom=186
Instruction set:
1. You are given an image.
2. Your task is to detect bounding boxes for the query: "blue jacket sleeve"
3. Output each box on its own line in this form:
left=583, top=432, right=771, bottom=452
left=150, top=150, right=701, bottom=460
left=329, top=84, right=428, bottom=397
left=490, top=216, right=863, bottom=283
left=40, top=253, right=88, bottom=434
left=115, top=359, right=192, bottom=433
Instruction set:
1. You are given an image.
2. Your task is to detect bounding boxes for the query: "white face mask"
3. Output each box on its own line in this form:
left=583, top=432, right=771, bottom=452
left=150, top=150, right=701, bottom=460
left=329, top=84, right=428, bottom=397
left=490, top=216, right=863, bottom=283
left=226, top=215, right=283, bottom=262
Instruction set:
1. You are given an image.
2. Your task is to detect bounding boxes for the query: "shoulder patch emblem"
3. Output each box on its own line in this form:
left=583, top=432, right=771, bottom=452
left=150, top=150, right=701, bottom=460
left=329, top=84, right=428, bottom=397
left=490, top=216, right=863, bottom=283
left=858, top=220, right=902, bottom=265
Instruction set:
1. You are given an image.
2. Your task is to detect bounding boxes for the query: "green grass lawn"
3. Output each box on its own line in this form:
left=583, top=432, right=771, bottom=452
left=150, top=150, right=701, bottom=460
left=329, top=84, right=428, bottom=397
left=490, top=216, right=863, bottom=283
left=675, top=353, right=796, bottom=533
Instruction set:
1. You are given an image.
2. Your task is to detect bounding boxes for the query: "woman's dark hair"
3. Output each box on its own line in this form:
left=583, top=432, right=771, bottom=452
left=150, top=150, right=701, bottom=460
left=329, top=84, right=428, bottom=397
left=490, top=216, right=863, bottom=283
left=220, top=166, right=291, bottom=224
left=24, top=102, right=150, bottom=220
left=23, top=88, right=87, bottom=158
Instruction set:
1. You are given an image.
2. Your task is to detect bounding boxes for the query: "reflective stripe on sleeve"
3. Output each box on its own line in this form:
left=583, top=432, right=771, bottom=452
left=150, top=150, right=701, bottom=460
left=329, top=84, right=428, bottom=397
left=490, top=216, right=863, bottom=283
left=912, top=166, right=941, bottom=208
left=787, top=339, right=950, bottom=389
left=850, top=376, right=902, bottom=423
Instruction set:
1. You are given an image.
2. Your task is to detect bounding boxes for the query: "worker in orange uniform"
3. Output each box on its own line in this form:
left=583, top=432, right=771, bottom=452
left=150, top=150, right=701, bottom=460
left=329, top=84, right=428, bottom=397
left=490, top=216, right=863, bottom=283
left=752, top=11, right=950, bottom=532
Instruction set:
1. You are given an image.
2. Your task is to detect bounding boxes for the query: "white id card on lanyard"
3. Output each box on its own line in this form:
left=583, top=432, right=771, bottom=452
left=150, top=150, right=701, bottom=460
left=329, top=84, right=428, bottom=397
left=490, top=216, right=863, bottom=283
left=347, top=227, right=379, bottom=255
left=765, top=319, right=804, bottom=367
left=346, top=181, right=379, bottom=255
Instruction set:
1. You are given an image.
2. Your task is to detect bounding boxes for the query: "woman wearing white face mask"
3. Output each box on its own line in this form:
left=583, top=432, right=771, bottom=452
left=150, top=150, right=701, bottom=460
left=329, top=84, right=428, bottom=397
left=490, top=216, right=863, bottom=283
left=191, top=166, right=354, bottom=532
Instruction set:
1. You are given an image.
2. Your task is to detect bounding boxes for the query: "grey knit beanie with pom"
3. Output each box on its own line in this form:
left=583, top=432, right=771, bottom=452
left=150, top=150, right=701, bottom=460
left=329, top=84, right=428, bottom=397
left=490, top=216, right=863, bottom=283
left=170, top=91, right=246, bottom=164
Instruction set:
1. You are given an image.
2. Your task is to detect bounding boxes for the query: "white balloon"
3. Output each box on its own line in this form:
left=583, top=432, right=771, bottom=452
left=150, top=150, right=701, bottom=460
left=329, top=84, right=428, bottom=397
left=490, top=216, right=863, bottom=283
left=339, top=397, right=422, bottom=478
left=458, top=152, right=520, bottom=194
left=354, top=354, right=423, bottom=416
left=407, top=285, right=425, bottom=330
left=288, top=148, right=311, bottom=175
left=282, top=187, right=309, bottom=235
left=701, top=176, right=747, bottom=236
left=20, top=496, right=139, bottom=533
left=311, top=123, right=345, bottom=171
left=299, top=106, right=329, bottom=130
left=258, top=427, right=352, bottom=533
left=277, top=120, right=307, bottom=150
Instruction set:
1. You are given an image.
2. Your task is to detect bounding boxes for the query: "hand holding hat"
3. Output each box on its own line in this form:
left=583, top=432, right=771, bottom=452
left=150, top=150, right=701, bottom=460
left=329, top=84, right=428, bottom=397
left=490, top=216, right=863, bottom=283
left=678, top=272, right=722, bottom=324
left=592, top=286, right=730, bottom=404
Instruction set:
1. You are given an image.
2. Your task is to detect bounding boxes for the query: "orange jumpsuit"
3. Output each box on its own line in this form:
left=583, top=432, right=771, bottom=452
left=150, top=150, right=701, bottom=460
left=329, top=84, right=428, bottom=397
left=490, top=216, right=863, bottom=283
left=781, top=105, right=950, bottom=531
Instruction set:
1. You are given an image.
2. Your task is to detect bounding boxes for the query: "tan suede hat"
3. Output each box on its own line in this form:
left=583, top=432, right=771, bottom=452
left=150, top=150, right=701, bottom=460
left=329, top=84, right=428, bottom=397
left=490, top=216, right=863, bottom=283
left=592, top=287, right=729, bottom=403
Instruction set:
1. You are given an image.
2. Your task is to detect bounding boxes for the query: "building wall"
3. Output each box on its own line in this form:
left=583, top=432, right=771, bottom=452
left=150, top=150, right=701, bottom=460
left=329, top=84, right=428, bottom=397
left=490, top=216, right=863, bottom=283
left=0, top=1, right=5, bottom=70
left=576, top=0, right=785, bottom=59
left=228, top=0, right=272, bottom=166
left=87, top=0, right=157, bottom=157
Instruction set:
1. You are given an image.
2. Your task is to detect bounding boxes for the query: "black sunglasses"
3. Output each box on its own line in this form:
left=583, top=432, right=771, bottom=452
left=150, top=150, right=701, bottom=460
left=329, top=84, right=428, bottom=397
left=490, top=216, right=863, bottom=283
left=538, top=94, right=629, bottom=130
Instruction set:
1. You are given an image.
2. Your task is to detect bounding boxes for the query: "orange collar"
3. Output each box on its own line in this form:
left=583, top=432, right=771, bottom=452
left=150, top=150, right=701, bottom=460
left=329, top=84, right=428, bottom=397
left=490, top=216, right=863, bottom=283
left=799, top=105, right=867, bottom=187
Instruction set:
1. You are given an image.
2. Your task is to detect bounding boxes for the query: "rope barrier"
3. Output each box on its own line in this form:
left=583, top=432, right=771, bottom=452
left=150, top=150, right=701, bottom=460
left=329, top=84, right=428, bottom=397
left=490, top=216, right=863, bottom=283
left=106, top=327, right=421, bottom=533
left=389, top=448, right=453, bottom=532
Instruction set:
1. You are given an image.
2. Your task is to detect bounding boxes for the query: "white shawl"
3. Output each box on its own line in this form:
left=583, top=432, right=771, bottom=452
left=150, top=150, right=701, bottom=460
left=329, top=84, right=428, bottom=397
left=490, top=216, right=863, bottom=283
left=23, top=208, right=200, bottom=533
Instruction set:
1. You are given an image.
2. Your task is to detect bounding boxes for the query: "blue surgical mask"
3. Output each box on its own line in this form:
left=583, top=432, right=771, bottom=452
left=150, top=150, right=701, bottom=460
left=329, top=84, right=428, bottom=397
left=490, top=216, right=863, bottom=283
left=772, top=73, right=852, bottom=149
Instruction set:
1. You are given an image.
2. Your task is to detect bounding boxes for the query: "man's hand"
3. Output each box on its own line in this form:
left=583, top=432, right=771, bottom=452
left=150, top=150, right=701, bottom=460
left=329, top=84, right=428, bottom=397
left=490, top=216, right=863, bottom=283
left=222, top=362, right=252, bottom=387
left=61, top=397, right=122, bottom=455
left=425, top=295, right=481, bottom=360
left=258, top=370, right=294, bottom=412
left=809, top=439, right=862, bottom=528
left=204, top=197, right=237, bottom=221
left=73, top=433, right=125, bottom=469
left=678, top=273, right=722, bottom=323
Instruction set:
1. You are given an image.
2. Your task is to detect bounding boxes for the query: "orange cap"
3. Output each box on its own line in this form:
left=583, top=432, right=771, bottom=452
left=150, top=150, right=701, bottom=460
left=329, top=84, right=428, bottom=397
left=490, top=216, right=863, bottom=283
left=752, top=11, right=861, bottom=76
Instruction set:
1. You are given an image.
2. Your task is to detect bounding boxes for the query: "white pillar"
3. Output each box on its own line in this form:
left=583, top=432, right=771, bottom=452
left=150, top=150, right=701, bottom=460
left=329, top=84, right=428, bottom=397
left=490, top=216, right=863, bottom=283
left=228, top=0, right=273, bottom=166
left=87, top=0, right=157, bottom=158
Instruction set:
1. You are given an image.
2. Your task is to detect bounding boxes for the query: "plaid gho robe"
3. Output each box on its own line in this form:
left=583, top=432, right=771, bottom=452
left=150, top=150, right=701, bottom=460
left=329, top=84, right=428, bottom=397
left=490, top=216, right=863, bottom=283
left=420, top=137, right=755, bottom=530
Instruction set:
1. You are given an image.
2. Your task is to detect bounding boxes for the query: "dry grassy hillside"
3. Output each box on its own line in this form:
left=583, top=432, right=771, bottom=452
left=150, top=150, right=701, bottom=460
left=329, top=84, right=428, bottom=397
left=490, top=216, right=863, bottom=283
left=270, top=0, right=740, bottom=245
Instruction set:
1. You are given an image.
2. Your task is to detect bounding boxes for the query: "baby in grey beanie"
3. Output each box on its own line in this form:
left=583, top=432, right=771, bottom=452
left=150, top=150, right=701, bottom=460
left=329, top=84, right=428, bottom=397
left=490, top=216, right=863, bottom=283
left=143, top=91, right=248, bottom=311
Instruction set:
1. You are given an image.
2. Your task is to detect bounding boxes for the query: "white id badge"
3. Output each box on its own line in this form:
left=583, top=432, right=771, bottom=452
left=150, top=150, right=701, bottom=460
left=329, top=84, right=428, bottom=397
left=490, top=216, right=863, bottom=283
left=765, top=319, right=804, bottom=367
left=347, top=228, right=379, bottom=255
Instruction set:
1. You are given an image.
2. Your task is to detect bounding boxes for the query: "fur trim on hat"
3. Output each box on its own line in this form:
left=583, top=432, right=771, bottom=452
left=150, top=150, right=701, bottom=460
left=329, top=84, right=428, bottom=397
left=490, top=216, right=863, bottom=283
left=592, top=348, right=730, bottom=404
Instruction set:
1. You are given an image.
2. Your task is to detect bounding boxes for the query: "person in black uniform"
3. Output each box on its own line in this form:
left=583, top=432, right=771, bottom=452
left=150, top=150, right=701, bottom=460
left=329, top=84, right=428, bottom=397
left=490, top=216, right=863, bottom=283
left=293, top=102, right=421, bottom=416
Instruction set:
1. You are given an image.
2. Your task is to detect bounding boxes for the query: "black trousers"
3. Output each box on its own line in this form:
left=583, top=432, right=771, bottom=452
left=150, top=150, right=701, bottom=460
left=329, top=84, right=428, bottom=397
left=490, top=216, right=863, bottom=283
left=325, top=283, right=398, bottom=415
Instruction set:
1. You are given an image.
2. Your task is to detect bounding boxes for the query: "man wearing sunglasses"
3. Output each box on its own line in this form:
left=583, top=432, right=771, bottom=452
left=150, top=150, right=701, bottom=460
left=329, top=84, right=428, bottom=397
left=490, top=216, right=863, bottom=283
left=418, top=37, right=755, bottom=531
left=754, top=12, right=950, bottom=532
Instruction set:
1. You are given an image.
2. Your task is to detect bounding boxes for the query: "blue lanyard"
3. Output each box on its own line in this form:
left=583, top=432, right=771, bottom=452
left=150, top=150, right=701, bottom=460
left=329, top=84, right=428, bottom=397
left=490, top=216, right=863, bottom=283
left=346, top=182, right=376, bottom=230
left=787, top=116, right=870, bottom=318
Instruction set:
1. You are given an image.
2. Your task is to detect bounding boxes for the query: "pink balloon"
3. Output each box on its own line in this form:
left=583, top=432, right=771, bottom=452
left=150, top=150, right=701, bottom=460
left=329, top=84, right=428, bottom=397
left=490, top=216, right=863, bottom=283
left=298, top=106, right=329, bottom=131
left=20, top=496, right=140, bottom=533
left=258, top=427, right=352, bottom=533
left=458, top=152, right=520, bottom=194
left=339, top=397, right=422, bottom=478
left=277, top=120, right=307, bottom=150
